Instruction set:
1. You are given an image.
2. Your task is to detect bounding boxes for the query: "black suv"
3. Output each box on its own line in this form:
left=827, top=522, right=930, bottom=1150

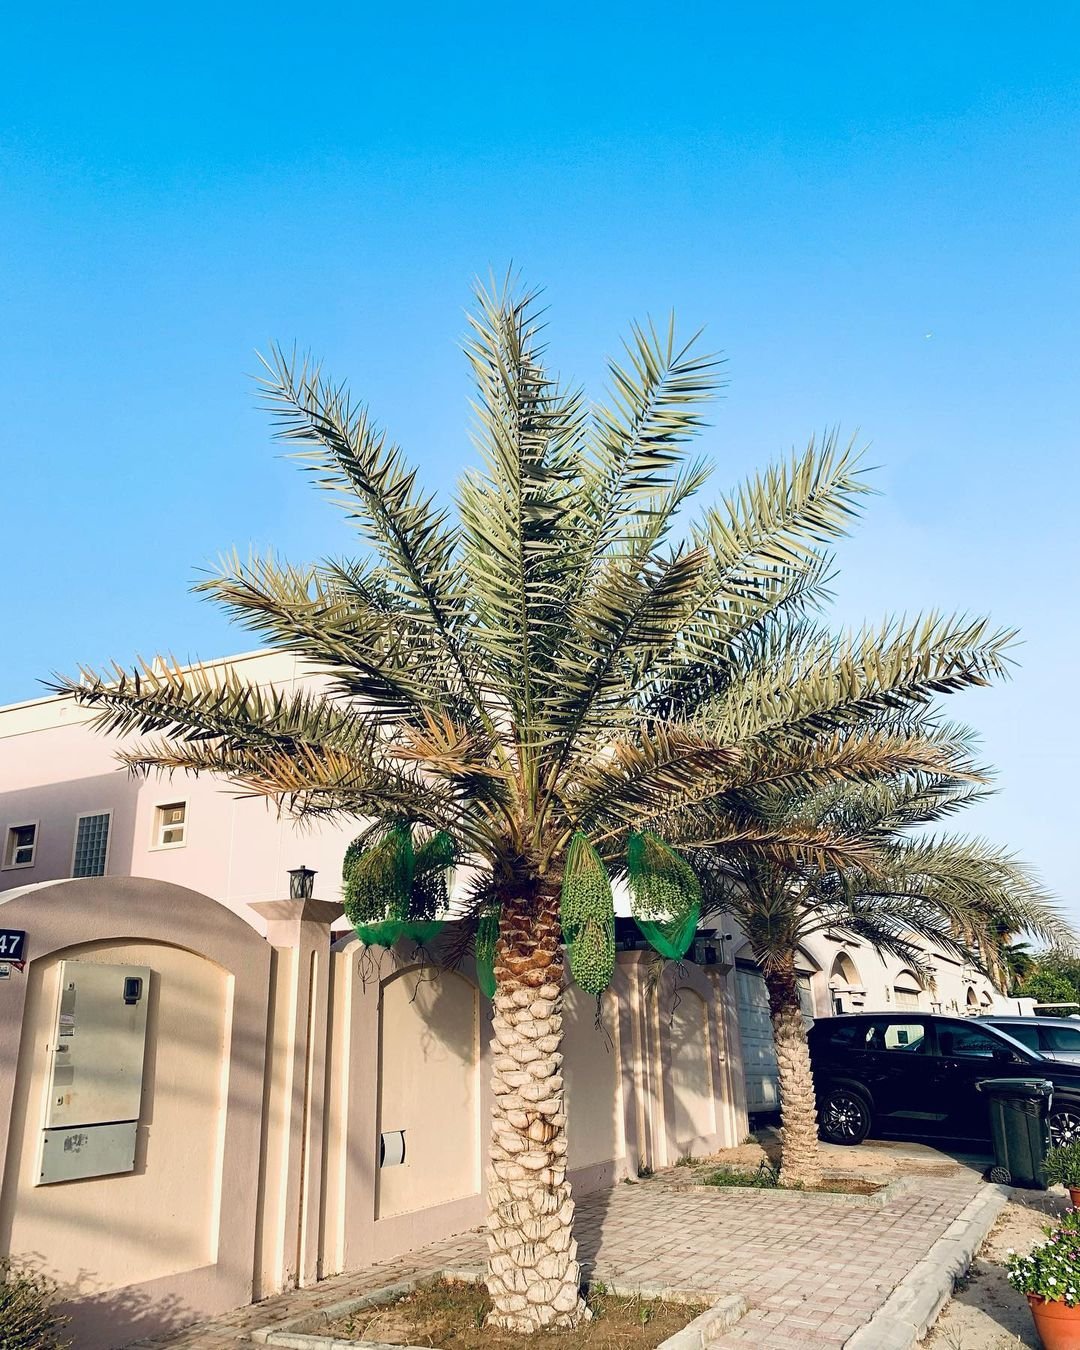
left=808, top=1013, right=1080, bottom=1147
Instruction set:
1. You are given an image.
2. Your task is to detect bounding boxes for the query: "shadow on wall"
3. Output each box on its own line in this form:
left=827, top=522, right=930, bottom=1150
left=47, top=1256, right=197, bottom=1350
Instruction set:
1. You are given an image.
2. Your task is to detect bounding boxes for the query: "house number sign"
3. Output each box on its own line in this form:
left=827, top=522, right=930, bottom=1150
left=0, top=929, right=27, bottom=973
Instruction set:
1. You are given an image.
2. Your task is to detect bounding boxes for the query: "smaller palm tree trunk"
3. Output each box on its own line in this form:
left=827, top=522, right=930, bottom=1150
left=486, top=879, right=589, bottom=1330
left=762, top=957, right=823, bottom=1188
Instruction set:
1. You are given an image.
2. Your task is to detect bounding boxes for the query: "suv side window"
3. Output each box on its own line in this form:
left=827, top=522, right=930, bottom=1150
left=1043, top=1024, right=1080, bottom=1053
left=866, top=1020, right=926, bottom=1054
left=822, top=1022, right=871, bottom=1049
left=937, top=1024, right=1002, bottom=1059
left=1002, top=1024, right=1041, bottom=1053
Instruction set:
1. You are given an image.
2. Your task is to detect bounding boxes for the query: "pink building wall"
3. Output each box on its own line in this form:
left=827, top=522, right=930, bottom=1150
left=0, top=653, right=360, bottom=933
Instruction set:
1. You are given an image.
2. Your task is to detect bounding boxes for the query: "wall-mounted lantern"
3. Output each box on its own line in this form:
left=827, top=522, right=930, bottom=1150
left=288, top=866, right=317, bottom=900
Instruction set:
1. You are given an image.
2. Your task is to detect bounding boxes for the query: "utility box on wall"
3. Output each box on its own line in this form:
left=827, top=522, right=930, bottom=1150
left=38, top=960, right=151, bottom=1185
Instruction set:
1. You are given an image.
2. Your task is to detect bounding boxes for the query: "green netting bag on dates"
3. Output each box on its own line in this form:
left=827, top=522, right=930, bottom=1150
left=342, top=824, right=454, bottom=950
left=626, top=831, right=701, bottom=961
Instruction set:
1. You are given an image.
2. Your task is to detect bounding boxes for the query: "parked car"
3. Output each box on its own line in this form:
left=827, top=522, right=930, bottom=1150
left=808, top=1013, right=1080, bottom=1148
left=976, top=1015, right=1080, bottom=1065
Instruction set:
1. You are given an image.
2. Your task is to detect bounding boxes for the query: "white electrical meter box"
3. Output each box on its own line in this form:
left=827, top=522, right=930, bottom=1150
left=37, top=960, right=151, bottom=1185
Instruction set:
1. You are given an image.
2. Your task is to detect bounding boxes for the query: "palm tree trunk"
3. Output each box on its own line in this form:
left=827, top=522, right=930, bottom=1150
left=486, top=877, right=588, bottom=1330
left=762, top=957, right=822, bottom=1188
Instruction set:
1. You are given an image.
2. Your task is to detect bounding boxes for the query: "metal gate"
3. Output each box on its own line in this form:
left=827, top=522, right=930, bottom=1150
left=736, top=967, right=780, bottom=1113
left=736, top=966, right=815, bottom=1114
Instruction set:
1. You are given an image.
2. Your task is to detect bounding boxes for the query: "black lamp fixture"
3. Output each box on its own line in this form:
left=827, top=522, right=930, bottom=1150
left=288, top=865, right=317, bottom=900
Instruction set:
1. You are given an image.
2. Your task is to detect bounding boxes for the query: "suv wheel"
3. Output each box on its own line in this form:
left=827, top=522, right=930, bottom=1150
left=1049, top=1103, right=1080, bottom=1147
left=819, top=1086, right=871, bottom=1145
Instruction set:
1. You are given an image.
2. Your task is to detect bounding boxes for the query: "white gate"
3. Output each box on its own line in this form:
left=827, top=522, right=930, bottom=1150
left=736, top=967, right=780, bottom=1113
left=736, top=966, right=815, bottom=1114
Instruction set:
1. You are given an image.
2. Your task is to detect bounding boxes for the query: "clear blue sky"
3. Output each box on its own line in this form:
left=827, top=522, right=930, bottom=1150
left=3, top=4, right=1077, bottom=920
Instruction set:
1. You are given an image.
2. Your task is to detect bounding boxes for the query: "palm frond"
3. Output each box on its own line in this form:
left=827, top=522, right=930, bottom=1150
left=256, top=344, right=461, bottom=631
left=195, top=551, right=461, bottom=725
left=50, top=657, right=376, bottom=756
left=456, top=277, right=588, bottom=740
left=585, top=315, right=723, bottom=557
left=693, top=431, right=871, bottom=588
left=865, top=835, right=1075, bottom=952
left=705, top=613, right=1016, bottom=748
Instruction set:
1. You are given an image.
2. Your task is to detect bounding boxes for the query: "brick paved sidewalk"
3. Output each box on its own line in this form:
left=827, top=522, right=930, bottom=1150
left=139, top=1166, right=984, bottom=1349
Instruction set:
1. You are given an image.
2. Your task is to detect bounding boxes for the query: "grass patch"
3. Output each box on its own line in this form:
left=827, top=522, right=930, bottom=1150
left=322, top=1279, right=707, bottom=1349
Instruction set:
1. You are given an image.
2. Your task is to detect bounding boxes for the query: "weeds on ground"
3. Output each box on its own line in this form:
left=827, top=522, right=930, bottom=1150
left=702, top=1160, right=784, bottom=1189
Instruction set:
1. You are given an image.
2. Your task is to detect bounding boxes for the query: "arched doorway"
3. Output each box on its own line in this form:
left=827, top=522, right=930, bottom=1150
left=893, top=969, right=924, bottom=1011
left=828, top=951, right=864, bottom=1013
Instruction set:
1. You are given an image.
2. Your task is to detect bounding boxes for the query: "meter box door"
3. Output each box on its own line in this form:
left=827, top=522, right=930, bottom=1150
left=38, top=960, right=150, bottom=1185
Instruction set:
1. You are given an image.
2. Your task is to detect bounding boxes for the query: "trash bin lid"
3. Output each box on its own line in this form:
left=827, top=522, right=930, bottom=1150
left=975, top=1076, right=1054, bottom=1097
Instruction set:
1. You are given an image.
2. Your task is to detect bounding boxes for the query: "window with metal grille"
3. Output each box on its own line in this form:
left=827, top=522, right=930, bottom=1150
left=4, top=823, right=37, bottom=869
left=154, top=801, right=186, bottom=848
left=72, top=813, right=110, bottom=877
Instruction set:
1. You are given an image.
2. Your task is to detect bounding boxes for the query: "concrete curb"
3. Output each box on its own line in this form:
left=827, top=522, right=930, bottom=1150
left=654, top=1295, right=748, bottom=1349
left=844, top=1182, right=1010, bottom=1350
left=253, top=1266, right=747, bottom=1349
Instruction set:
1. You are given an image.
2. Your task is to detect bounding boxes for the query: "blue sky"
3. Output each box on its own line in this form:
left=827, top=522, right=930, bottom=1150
left=2, top=4, right=1078, bottom=918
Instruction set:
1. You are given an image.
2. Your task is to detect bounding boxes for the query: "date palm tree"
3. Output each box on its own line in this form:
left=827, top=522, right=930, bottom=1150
left=696, top=750, right=1072, bottom=1185
left=56, top=280, right=1021, bottom=1330
left=997, top=933, right=1037, bottom=991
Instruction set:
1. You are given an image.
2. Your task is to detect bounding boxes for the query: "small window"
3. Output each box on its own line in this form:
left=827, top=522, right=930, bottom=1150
left=3, top=823, right=37, bottom=869
left=154, top=802, right=187, bottom=848
left=72, top=812, right=110, bottom=878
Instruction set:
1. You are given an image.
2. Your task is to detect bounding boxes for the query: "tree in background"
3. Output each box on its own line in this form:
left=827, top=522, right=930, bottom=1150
left=1017, top=951, right=1080, bottom=1010
left=697, top=745, right=1071, bottom=1185
left=1018, top=967, right=1078, bottom=1008
left=1000, top=937, right=1037, bottom=992
left=57, top=280, right=1036, bottom=1329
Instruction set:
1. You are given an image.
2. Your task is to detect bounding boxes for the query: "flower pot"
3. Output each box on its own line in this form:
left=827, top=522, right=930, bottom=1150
left=1069, top=1186, right=1080, bottom=1210
left=1027, top=1294, right=1080, bottom=1350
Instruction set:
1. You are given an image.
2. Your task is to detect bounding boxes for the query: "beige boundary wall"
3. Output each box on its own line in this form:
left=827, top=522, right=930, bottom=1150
left=0, top=878, right=746, bottom=1348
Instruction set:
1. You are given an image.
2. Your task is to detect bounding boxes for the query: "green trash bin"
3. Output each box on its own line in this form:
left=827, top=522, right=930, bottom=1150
left=976, top=1076, right=1054, bottom=1188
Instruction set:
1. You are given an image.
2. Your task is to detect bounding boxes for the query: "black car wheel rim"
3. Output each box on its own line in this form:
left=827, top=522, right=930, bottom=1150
left=1049, top=1108, right=1080, bottom=1147
left=823, top=1091, right=866, bottom=1141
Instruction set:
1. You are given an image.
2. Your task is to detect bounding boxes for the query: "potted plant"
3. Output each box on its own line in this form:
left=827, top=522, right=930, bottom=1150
left=1006, top=1223, right=1080, bottom=1349
left=1045, top=1140, right=1080, bottom=1208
